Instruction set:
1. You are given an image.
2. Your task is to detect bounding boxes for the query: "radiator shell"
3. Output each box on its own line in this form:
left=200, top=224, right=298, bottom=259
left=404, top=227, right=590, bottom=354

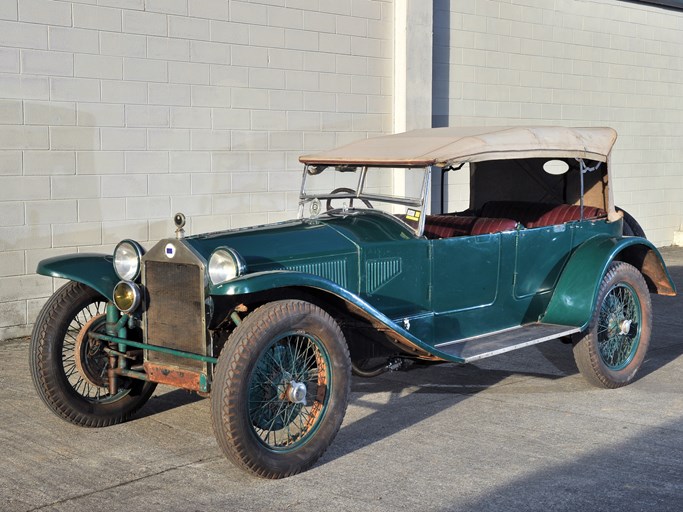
left=142, top=239, right=208, bottom=371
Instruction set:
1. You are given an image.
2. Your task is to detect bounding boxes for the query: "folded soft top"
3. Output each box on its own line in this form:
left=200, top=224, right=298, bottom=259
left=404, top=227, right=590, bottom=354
left=299, top=126, right=618, bottom=167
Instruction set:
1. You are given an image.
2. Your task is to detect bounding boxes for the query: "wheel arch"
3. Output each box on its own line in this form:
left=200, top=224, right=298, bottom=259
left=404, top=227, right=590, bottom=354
left=612, top=243, right=675, bottom=295
left=542, top=236, right=675, bottom=330
left=37, top=253, right=117, bottom=301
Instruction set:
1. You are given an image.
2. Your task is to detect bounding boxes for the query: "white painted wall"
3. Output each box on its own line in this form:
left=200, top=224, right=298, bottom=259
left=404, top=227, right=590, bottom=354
left=1, top=0, right=682, bottom=340
left=433, top=0, right=683, bottom=245
left=0, top=0, right=393, bottom=340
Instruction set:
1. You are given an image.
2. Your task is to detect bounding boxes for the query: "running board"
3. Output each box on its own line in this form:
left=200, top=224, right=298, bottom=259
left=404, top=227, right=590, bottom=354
left=434, top=323, right=581, bottom=363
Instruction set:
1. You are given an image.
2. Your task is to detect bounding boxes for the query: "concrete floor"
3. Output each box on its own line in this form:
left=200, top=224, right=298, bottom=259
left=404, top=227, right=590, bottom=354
left=2, top=248, right=682, bottom=512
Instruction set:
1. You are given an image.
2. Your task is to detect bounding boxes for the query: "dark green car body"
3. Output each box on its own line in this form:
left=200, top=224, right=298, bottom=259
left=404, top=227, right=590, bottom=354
left=38, top=205, right=675, bottom=372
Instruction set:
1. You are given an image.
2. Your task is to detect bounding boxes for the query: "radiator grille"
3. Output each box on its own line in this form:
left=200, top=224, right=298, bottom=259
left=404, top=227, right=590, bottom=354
left=144, top=260, right=205, bottom=369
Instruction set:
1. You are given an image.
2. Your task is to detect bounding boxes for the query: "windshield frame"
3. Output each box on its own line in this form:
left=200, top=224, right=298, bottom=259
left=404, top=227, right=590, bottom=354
left=297, top=164, right=432, bottom=236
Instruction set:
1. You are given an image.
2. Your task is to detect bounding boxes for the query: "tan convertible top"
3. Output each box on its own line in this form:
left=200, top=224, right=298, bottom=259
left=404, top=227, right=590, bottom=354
left=299, top=126, right=618, bottom=167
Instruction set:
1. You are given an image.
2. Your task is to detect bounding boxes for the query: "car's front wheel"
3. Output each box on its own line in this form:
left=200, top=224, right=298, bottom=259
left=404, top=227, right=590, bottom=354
left=211, top=300, right=351, bottom=478
left=573, top=261, right=652, bottom=388
left=30, top=281, right=156, bottom=427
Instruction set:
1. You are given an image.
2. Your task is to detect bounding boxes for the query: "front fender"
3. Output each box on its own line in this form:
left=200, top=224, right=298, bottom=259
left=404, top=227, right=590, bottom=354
left=37, top=253, right=117, bottom=301
left=212, top=270, right=439, bottom=360
left=542, top=236, right=676, bottom=329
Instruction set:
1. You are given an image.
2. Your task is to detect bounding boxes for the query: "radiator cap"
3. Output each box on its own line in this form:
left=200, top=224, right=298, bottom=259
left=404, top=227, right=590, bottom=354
left=174, top=212, right=186, bottom=239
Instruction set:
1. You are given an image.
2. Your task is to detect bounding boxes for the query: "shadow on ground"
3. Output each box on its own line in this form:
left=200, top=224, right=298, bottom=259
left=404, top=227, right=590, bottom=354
left=128, top=264, right=683, bottom=478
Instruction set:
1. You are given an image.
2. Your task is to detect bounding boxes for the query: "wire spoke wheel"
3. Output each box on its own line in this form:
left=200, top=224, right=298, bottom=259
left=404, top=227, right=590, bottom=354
left=597, top=283, right=641, bottom=370
left=573, top=261, right=652, bottom=389
left=58, top=301, right=134, bottom=404
left=67, top=308, right=116, bottom=402
left=30, top=281, right=156, bottom=427
left=211, top=300, right=351, bottom=478
left=248, top=333, right=330, bottom=451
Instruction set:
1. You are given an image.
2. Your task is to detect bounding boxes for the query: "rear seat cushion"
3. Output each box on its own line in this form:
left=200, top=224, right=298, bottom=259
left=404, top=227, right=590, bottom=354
left=480, top=201, right=556, bottom=226
left=481, top=201, right=606, bottom=228
left=531, top=204, right=606, bottom=227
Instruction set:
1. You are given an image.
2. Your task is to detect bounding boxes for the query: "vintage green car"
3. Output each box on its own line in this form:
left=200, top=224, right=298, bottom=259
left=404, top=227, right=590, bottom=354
left=30, top=126, right=676, bottom=478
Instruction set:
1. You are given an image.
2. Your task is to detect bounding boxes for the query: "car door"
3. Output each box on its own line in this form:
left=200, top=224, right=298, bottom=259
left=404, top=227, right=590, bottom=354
left=509, top=222, right=575, bottom=324
left=513, top=223, right=574, bottom=298
left=430, top=232, right=512, bottom=344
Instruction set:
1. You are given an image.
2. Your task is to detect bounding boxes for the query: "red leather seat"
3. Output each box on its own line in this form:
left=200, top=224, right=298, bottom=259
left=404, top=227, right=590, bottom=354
left=481, top=201, right=606, bottom=228
left=423, top=215, right=517, bottom=239
left=530, top=204, right=606, bottom=227
left=481, top=201, right=556, bottom=226
left=423, top=215, right=477, bottom=239
left=471, top=217, right=518, bottom=235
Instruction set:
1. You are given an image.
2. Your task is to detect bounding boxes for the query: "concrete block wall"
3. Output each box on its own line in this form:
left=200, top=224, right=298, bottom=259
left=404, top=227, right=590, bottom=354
left=0, top=0, right=393, bottom=340
left=434, top=0, right=683, bottom=245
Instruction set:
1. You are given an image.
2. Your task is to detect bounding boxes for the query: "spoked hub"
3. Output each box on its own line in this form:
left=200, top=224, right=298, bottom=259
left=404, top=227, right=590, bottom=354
left=248, top=332, right=330, bottom=451
left=71, top=310, right=134, bottom=403
left=70, top=311, right=131, bottom=403
left=598, top=283, right=641, bottom=370
left=74, top=314, right=109, bottom=388
left=286, top=381, right=307, bottom=405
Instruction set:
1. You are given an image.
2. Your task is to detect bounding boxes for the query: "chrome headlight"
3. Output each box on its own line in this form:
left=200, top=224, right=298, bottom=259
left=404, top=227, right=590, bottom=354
left=113, top=240, right=144, bottom=281
left=208, top=247, right=246, bottom=285
left=113, top=281, right=141, bottom=313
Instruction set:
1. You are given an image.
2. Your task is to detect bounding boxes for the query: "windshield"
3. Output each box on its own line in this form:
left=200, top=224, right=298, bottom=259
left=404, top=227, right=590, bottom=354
left=298, top=165, right=430, bottom=232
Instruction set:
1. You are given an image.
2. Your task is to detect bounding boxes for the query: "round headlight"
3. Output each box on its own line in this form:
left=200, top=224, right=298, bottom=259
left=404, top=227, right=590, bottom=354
left=209, top=248, right=246, bottom=285
left=113, top=240, right=144, bottom=281
left=113, top=281, right=141, bottom=313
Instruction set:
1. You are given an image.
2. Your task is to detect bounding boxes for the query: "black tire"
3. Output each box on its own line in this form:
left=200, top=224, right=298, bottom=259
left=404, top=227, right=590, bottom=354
left=573, top=262, right=652, bottom=388
left=616, top=207, right=646, bottom=238
left=211, top=300, right=351, bottom=479
left=30, top=281, right=156, bottom=427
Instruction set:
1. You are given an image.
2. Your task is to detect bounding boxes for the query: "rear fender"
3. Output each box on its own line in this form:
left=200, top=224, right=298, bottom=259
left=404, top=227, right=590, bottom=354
left=37, top=253, right=117, bottom=301
left=542, top=236, right=676, bottom=329
left=212, top=270, right=437, bottom=359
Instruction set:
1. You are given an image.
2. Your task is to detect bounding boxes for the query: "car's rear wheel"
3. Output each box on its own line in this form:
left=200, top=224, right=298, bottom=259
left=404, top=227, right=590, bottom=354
left=573, top=262, right=652, bottom=388
left=30, top=281, right=156, bottom=427
left=211, top=300, right=351, bottom=478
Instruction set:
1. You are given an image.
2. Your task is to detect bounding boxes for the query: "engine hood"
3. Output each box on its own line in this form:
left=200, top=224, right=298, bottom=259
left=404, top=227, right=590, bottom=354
left=183, top=219, right=359, bottom=272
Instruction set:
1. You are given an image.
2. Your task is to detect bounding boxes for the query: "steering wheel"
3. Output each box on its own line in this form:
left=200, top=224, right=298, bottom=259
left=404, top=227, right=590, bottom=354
left=326, top=187, right=373, bottom=211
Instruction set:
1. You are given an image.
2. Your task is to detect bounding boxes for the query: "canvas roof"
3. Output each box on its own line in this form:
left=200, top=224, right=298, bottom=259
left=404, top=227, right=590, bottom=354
left=299, top=126, right=618, bottom=167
